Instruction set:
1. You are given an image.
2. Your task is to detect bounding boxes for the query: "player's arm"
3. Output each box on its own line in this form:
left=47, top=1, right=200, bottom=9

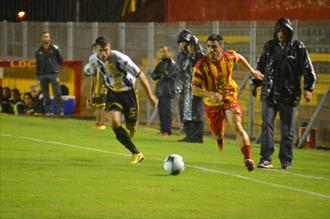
left=117, top=52, right=157, bottom=106
left=138, top=72, right=158, bottom=107
left=94, top=72, right=105, bottom=95
left=86, top=75, right=96, bottom=107
left=92, top=72, right=106, bottom=107
left=192, top=86, right=223, bottom=103
left=192, top=66, right=222, bottom=103
left=84, top=55, right=98, bottom=106
left=237, top=53, right=264, bottom=81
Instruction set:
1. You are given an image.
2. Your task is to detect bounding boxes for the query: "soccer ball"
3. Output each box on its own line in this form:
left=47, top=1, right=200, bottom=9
left=163, top=154, right=185, bottom=175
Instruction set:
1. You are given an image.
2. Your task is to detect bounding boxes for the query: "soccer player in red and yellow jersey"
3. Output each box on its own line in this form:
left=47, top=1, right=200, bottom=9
left=192, top=34, right=264, bottom=171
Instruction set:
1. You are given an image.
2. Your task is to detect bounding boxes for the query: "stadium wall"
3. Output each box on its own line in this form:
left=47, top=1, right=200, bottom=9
left=164, top=0, right=330, bottom=22
left=1, top=0, right=330, bottom=23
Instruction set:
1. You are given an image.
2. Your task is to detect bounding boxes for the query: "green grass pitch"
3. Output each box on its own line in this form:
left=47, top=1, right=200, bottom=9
left=1, top=114, right=329, bottom=219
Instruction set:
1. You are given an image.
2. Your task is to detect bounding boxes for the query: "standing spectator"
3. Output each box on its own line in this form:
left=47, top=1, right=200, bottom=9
left=175, top=29, right=192, bottom=134
left=251, top=18, right=316, bottom=169
left=35, top=31, right=64, bottom=116
left=84, top=43, right=108, bottom=130
left=30, top=84, right=44, bottom=115
left=11, top=89, right=25, bottom=115
left=186, top=35, right=204, bottom=143
left=192, top=34, right=264, bottom=171
left=85, top=36, right=157, bottom=163
left=176, top=29, right=198, bottom=142
left=151, top=46, right=177, bottom=136
left=0, top=87, right=13, bottom=114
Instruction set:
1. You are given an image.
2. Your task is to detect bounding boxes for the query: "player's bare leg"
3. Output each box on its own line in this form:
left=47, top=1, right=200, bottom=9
left=110, top=111, right=122, bottom=129
left=226, top=111, right=250, bottom=145
left=95, top=107, right=106, bottom=130
left=110, top=111, right=143, bottom=163
left=211, top=130, right=225, bottom=151
left=100, top=107, right=107, bottom=127
left=226, top=110, right=255, bottom=171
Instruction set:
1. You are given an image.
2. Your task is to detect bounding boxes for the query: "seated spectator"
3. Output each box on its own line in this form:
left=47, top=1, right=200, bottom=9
left=30, top=84, right=44, bottom=115
left=60, top=84, right=69, bottom=95
left=0, top=87, right=13, bottom=114
left=0, top=86, right=3, bottom=102
left=11, top=88, right=25, bottom=115
left=23, top=92, right=35, bottom=115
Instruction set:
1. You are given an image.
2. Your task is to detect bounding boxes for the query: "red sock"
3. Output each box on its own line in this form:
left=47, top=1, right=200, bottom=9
left=241, top=145, right=252, bottom=160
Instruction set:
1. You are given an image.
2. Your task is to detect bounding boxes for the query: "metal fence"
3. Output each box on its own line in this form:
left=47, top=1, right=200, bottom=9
left=1, top=20, right=329, bottom=147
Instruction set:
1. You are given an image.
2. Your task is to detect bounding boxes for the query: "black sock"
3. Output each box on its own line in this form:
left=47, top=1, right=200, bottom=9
left=113, top=126, right=139, bottom=154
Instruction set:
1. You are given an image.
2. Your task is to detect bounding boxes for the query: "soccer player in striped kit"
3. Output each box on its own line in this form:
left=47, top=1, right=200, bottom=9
left=192, top=34, right=264, bottom=171
left=86, top=36, right=157, bottom=163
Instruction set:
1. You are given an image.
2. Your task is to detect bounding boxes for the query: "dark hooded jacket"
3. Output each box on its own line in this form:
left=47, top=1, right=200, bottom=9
left=189, top=48, right=204, bottom=122
left=252, top=18, right=316, bottom=106
left=175, top=29, right=192, bottom=95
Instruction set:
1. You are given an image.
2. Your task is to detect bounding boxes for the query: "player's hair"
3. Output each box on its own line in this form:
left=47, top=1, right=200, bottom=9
left=91, top=43, right=97, bottom=50
left=41, top=31, right=50, bottom=36
left=159, top=46, right=171, bottom=51
left=95, top=36, right=110, bottom=47
left=207, top=34, right=224, bottom=43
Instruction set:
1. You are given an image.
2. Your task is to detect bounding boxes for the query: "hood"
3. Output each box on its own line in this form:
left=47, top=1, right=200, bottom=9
left=177, top=29, right=192, bottom=44
left=273, top=18, right=294, bottom=42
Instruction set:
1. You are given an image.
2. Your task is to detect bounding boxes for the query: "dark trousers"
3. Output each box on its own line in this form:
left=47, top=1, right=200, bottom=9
left=183, top=121, right=204, bottom=142
left=193, top=121, right=204, bottom=141
left=38, top=74, right=63, bottom=115
left=260, top=100, right=296, bottom=166
left=158, top=96, right=173, bottom=134
left=178, top=97, right=184, bottom=123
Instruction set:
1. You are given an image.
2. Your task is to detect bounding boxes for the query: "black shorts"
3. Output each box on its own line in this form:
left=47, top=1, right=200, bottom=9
left=106, top=89, right=138, bottom=124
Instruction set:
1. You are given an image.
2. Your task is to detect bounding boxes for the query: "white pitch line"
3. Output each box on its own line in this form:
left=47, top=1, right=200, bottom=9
left=187, top=165, right=330, bottom=199
left=268, top=168, right=329, bottom=181
left=2, top=133, right=330, bottom=199
left=1, top=134, right=130, bottom=158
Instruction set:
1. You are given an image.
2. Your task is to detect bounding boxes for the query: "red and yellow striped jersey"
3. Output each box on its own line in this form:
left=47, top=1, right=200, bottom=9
left=192, top=50, right=240, bottom=106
